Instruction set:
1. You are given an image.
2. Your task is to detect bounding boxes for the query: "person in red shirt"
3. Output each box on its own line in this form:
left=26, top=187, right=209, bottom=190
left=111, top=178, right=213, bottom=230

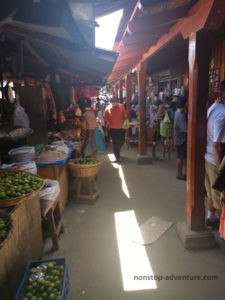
left=104, top=95, right=127, bottom=163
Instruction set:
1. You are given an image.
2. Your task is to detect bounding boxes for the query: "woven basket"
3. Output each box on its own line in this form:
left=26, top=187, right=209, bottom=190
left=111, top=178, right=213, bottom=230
left=0, top=210, right=12, bottom=249
left=0, top=170, right=44, bottom=208
left=68, top=158, right=100, bottom=178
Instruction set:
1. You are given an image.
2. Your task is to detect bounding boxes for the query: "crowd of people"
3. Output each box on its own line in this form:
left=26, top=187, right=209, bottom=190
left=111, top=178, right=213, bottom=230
left=73, top=84, right=225, bottom=238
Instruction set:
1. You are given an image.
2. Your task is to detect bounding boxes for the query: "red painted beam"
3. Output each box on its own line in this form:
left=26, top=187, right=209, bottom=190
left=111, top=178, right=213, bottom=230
left=138, top=61, right=147, bottom=155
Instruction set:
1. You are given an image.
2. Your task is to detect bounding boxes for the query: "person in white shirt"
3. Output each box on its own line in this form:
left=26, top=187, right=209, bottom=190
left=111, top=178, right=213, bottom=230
left=205, top=81, right=225, bottom=229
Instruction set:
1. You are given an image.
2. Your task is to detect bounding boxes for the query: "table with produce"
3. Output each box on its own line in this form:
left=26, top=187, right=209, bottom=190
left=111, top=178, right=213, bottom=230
left=0, top=142, right=73, bottom=298
left=0, top=171, right=44, bottom=300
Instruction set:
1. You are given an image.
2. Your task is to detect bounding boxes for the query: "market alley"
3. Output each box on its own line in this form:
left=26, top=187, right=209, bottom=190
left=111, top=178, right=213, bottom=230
left=44, top=146, right=225, bottom=300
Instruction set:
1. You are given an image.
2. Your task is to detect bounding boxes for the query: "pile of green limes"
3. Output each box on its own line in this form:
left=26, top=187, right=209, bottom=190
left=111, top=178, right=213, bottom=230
left=74, top=158, right=98, bottom=165
left=0, top=217, right=8, bottom=244
left=0, top=171, right=43, bottom=200
left=23, top=263, right=65, bottom=300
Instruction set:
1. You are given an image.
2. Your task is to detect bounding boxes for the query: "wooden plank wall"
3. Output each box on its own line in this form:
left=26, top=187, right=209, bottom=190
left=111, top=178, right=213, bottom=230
left=14, top=85, right=48, bottom=146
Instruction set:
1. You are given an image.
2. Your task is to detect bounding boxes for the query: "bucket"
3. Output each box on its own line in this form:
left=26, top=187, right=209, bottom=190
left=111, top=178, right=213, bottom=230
left=8, top=147, right=35, bottom=163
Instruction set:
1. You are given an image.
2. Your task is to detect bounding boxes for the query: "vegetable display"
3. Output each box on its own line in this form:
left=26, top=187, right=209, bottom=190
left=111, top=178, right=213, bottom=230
left=74, top=158, right=98, bottom=165
left=0, top=172, right=43, bottom=200
left=22, top=262, right=65, bottom=300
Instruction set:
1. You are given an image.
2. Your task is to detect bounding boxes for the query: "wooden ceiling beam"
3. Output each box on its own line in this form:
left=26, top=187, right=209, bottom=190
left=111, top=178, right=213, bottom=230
left=117, top=54, right=143, bottom=64
left=2, top=24, right=84, bottom=53
left=23, top=40, right=49, bottom=67
left=128, top=6, right=188, bottom=34
left=122, top=37, right=158, bottom=47
left=117, top=49, right=147, bottom=60
left=116, top=57, right=141, bottom=68
left=139, top=0, right=196, bottom=15
left=123, top=29, right=167, bottom=46
left=118, top=43, right=151, bottom=55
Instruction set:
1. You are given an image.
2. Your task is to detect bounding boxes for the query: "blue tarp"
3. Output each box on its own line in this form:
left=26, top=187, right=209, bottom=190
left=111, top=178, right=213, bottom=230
left=36, top=146, right=74, bottom=167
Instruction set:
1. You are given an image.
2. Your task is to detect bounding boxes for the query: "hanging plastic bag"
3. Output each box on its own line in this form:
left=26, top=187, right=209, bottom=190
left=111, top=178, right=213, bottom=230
left=39, top=179, right=60, bottom=201
left=219, top=204, right=225, bottom=240
left=163, top=112, right=170, bottom=123
left=84, top=129, right=106, bottom=156
left=13, top=96, right=30, bottom=128
left=84, top=133, right=97, bottom=156
left=93, top=129, right=106, bottom=154
left=122, top=119, right=130, bottom=130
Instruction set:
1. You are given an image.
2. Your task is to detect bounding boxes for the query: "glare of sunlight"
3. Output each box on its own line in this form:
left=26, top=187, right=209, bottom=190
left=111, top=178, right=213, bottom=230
left=114, top=210, right=157, bottom=291
left=108, top=153, right=130, bottom=199
left=95, top=10, right=123, bottom=50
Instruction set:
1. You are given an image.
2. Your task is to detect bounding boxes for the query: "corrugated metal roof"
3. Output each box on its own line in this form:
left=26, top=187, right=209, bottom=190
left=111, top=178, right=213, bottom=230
left=93, top=0, right=134, bottom=18
left=108, top=0, right=197, bottom=82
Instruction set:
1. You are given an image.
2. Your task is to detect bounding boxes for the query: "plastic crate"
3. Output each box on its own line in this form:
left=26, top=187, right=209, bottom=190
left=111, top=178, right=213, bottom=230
left=15, top=258, right=69, bottom=300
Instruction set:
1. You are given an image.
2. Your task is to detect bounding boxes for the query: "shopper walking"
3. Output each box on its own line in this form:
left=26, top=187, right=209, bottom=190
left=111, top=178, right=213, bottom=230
left=205, top=81, right=225, bottom=228
left=174, top=96, right=188, bottom=180
left=104, top=95, right=127, bottom=163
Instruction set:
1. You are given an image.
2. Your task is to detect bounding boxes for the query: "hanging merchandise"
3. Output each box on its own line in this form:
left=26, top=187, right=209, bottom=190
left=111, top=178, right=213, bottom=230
left=13, top=95, right=30, bottom=128
left=160, top=112, right=172, bottom=138
left=59, top=111, right=66, bottom=123
left=51, top=84, right=70, bottom=111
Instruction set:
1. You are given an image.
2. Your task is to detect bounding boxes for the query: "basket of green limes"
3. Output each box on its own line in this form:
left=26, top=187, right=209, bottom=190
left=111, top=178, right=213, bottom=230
left=0, top=170, right=44, bottom=208
left=68, top=158, right=100, bottom=178
left=0, top=210, right=12, bottom=249
left=15, top=258, right=69, bottom=300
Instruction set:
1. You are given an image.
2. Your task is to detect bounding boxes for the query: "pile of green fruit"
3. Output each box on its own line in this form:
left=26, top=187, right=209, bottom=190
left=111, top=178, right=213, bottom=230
left=0, top=217, right=8, bottom=244
left=74, top=158, right=98, bottom=165
left=0, top=171, right=43, bottom=200
left=61, top=119, right=81, bottom=130
left=23, top=262, right=65, bottom=300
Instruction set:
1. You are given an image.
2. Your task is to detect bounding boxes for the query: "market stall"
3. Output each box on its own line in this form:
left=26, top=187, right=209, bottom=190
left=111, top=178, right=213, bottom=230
left=0, top=172, right=43, bottom=299
left=36, top=146, right=74, bottom=213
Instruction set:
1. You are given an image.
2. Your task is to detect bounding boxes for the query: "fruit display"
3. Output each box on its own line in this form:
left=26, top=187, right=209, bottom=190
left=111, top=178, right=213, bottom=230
left=61, top=119, right=81, bottom=130
left=74, top=158, right=98, bottom=165
left=0, top=217, right=8, bottom=244
left=22, top=262, right=65, bottom=300
left=0, top=171, right=43, bottom=200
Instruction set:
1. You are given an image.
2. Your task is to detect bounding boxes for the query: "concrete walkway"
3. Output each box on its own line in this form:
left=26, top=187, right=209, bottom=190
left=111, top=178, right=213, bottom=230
left=45, top=146, right=225, bottom=300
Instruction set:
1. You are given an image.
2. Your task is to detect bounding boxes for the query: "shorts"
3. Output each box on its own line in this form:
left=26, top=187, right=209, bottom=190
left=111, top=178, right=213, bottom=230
left=176, top=142, right=187, bottom=159
left=205, top=160, right=221, bottom=210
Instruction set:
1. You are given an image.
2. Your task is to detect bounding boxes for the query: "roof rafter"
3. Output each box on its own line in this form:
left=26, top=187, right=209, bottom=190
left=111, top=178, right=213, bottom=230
left=128, top=6, right=188, bottom=34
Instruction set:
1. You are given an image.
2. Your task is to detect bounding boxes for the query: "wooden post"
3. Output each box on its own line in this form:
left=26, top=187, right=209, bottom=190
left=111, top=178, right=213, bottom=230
left=119, top=80, right=123, bottom=102
left=115, top=83, right=119, bottom=98
left=186, top=31, right=213, bottom=230
left=19, top=41, right=24, bottom=77
left=125, top=74, right=132, bottom=121
left=137, top=61, right=147, bottom=155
